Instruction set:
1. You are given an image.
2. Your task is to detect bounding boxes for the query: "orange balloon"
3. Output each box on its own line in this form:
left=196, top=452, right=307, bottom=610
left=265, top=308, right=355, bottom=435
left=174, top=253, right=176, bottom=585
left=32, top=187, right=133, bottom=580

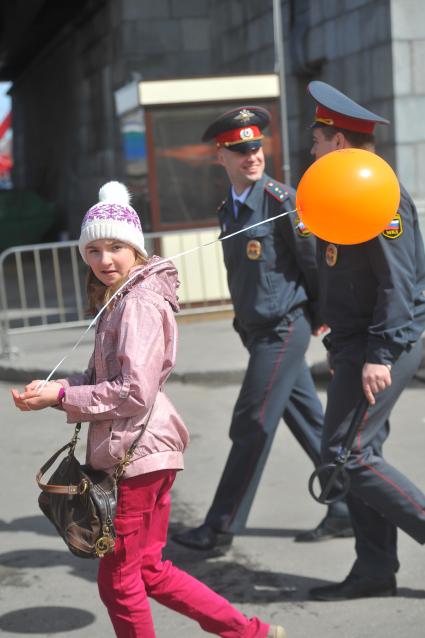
left=296, top=149, right=400, bottom=244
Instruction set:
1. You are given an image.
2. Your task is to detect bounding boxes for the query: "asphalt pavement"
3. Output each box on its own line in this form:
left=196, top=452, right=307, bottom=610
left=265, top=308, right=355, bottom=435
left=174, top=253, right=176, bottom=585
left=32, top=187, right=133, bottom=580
left=1, top=316, right=425, bottom=637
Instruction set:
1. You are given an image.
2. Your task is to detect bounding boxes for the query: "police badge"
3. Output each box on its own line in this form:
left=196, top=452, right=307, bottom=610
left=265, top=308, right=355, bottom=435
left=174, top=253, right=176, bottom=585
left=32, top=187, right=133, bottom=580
left=325, top=243, right=338, bottom=267
left=246, top=239, right=262, bottom=260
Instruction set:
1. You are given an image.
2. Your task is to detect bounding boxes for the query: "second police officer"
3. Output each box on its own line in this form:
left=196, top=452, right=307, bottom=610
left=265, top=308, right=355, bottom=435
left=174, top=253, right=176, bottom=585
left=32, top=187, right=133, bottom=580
left=173, top=106, right=353, bottom=551
left=307, top=81, right=425, bottom=601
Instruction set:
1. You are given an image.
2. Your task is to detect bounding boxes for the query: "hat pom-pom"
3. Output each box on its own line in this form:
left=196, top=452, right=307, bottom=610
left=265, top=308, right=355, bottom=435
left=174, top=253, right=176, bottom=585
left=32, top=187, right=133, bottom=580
left=98, top=181, right=130, bottom=206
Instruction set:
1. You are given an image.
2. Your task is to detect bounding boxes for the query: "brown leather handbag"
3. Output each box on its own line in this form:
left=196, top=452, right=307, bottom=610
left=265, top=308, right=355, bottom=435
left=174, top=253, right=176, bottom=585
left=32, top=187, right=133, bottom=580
left=37, top=414, right=150, bottom=559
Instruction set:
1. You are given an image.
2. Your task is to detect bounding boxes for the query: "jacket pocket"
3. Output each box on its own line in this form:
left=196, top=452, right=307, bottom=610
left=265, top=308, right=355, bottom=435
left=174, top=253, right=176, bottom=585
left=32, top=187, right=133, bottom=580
left=87, top=422, right=122, bottom=470
left=245, top=225, right=268, bottom=239
left=111, top=516, right=141, bottom=561
left=108, top=416, right=144, bottom=462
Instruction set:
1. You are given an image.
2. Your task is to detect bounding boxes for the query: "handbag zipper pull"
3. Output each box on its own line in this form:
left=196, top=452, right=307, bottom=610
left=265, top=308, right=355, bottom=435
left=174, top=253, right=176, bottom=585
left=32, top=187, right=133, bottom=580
left=95, top=520, right=116, bottom=557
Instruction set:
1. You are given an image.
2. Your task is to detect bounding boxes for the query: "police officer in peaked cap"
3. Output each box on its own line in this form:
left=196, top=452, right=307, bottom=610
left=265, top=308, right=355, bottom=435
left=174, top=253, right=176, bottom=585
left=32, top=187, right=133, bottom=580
left=173, top=105, right=353, bottom=551
left=306, top=81, right=425, bottom=601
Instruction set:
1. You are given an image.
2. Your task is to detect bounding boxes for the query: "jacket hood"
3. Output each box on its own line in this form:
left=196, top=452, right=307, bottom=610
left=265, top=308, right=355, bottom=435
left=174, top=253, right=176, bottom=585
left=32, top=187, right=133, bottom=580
left=127, top=256, right=180, bottom=312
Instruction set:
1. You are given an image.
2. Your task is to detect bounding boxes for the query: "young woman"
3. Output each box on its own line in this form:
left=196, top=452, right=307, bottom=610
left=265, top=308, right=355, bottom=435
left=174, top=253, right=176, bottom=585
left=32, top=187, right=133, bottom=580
left=12, top=181, right=286, bottom=638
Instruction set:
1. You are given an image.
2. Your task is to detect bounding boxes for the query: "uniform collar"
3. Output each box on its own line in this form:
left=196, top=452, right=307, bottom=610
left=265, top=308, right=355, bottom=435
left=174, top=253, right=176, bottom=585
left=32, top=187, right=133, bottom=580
left=231, top=185, right=251, bottom=205
left=241, top=173, right=268, bottom=212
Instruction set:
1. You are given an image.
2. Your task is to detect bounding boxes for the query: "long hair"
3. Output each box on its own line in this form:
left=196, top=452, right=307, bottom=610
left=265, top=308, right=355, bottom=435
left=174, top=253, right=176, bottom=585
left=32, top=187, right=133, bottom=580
left=86, top=250, right=148, bottom=317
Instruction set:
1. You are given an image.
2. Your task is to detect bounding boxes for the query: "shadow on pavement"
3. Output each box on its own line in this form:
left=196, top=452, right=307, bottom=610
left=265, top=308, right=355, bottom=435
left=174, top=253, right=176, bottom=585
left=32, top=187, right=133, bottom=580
left=0, top=544, right=306, bottom=604
left=2, top=527, right=424, bottom=606
left=0, top=607, right=95, bottom=634
left=0, top=548, right=98, bottom=582
left=166, top=524, right=425, bottom=603
left=0, top=515, right=58, bottom=536
left=165, top=537, right=425, bottom=602
left=236, top=526, right=304, bottom=539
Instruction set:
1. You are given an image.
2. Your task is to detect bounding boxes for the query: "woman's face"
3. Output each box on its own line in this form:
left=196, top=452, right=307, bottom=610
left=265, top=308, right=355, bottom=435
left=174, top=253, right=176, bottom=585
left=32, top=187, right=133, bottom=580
left=85, top=239, right=137, bottom=286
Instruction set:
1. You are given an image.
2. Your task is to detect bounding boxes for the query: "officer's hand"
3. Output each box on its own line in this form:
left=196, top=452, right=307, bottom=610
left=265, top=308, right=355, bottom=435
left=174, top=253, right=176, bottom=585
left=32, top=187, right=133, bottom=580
left=362, top=363, right=392, bottom=406
left=313, top=324, right=329, bottom=336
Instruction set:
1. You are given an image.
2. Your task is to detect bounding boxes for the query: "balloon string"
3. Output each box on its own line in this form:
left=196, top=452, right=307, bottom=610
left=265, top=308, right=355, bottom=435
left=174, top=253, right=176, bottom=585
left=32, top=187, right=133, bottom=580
left=37, top=207, right=297, bottom=391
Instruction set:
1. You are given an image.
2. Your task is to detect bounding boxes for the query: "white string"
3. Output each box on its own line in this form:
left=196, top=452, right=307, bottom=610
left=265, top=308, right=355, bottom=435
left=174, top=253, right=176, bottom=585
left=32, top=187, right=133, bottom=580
left=36, top=207, right=296, bottom=391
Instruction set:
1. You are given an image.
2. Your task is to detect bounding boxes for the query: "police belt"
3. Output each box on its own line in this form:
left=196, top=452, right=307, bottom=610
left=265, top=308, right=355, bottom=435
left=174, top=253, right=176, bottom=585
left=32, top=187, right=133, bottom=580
left=238, top=302, right=308, bottom=335
left=284, top=303, right=308, bottom=324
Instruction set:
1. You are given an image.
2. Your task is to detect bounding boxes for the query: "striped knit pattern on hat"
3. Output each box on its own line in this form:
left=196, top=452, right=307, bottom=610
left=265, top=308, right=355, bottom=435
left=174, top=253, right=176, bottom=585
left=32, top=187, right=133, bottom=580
left=78, top=181, right=147, bottom=263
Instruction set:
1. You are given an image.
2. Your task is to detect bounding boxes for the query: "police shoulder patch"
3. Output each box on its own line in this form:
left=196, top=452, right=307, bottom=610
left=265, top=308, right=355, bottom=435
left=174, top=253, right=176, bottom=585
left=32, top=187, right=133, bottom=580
left=294, top=215, right=311, bottom=237
left=382, top=212, right=403, bottom=239
left=264, top=180, right=289, bottom=203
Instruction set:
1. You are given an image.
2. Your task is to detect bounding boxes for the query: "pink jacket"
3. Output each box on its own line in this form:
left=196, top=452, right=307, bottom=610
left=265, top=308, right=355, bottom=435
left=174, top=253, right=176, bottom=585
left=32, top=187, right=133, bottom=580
left=58, top=257, right=189, bottom=478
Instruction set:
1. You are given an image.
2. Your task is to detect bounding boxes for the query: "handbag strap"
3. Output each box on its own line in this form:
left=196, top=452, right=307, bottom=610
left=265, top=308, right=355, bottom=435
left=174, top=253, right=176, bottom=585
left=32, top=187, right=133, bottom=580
left=114, top=401, right=155, bottom=481
left=37, top=401, right=156, bottom=494
left=37, top=423, right=83, bottom=495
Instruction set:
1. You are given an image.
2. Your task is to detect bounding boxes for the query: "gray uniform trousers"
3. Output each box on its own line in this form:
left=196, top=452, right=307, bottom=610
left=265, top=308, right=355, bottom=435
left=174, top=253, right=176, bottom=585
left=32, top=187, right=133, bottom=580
left=323, top=337, right=425, bottom=577
left=205, top=310, right=348, bottom=533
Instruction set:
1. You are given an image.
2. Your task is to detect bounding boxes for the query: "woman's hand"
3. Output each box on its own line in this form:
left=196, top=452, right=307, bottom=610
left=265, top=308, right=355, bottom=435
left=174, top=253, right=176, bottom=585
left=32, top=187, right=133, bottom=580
left=362, top=363, right=392, bottom=406
left=11, top=380, right=63, bottom=411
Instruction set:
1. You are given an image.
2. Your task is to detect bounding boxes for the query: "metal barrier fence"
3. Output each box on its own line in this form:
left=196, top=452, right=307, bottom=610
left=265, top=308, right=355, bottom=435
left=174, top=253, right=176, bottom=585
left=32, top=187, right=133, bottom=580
left=2, top=201, right=424, bottom=358
left=0, top=229, right=231, bottom=358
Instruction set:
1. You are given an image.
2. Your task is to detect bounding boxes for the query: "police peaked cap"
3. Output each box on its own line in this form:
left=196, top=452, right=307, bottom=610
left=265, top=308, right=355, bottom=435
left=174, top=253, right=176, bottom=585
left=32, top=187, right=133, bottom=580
left=202, top=106, right=271, bottom=153
left=308, top=81, right=390, bottom=134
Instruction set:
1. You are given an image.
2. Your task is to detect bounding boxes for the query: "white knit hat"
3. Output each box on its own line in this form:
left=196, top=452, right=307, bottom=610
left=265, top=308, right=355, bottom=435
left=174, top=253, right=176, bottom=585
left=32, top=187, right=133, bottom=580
left=78, top=181, right=147, bottom=263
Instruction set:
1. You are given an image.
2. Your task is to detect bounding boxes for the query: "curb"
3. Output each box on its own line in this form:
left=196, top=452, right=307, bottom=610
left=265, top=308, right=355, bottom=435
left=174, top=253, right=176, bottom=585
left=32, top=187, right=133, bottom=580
left=2, top=360, right=423, bottom=386
left=0, top=364, right=247, bottom=385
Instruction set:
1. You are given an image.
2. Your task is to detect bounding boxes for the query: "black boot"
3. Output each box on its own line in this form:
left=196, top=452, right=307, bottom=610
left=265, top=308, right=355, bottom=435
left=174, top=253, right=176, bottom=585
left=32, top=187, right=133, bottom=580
left=172, top=523, right=234, bottom=550
left=294, top=513, right=354, bottom=542
left=310, top=573, right=397, bottom=601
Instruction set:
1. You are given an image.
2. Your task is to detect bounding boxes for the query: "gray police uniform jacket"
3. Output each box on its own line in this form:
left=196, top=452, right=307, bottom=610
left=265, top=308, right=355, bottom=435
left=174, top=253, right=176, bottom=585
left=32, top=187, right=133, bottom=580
left=218, top=173, right=319, bottom=336
left=318, top=184, right=425, bottom=365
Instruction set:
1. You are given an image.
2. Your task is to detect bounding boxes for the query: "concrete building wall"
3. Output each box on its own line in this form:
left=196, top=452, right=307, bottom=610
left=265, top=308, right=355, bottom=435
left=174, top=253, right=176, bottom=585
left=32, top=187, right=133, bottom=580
left=121, top=0, right=212, bottom=79
left=10, top=0, right=215, bottom=237
left=208, top=1, right=397, bottom=187
left=390, top=0, right=425, bottom=201
left=11, top=2, right=123, bottom=236
left=8, top=0, right=425, bottom=237
left=209, top=1, right=275, bottom=74
left=297, top=0, right=395, bottom=178
left=11, top=30, right=84, bottom=235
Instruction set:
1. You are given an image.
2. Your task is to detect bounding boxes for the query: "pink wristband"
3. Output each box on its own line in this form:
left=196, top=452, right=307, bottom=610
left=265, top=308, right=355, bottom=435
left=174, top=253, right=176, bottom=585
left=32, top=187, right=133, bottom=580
left=57, top=386, right=65, bottom=405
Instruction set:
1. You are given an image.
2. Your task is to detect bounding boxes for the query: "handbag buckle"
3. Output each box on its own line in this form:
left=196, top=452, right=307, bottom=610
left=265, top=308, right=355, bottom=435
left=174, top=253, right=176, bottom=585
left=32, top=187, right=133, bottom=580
left=95, top=527, right=116, bottom=557
left=114, top=453, right=132, bottom=481
left=79, top=479, right=89, bottom=495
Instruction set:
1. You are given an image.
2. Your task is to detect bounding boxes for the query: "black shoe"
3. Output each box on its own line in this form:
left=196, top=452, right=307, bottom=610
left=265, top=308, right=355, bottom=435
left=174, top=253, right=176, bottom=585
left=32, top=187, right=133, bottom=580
left=294, top=514, right=354, bottom=542
left=310, top=573, right=397, bottom=601
left=172, top=524, right=234, bottom=551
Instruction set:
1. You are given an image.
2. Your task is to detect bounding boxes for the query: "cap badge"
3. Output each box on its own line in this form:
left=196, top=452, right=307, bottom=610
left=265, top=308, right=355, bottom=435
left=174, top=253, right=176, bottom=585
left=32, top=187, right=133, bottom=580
left=315, top=116, right=335, bottom=126
left=240, top=127, right=254, bottom=140
left=325, top=243, right=338, bottom=267
left=235, top=109, right=255, bottom=123
left=246, top=239, right=262, bottom=260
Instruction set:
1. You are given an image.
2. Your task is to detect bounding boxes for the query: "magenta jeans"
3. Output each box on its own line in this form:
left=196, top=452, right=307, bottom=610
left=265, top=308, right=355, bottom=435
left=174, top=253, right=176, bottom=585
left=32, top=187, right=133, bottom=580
left=97, top=469, right=269, bottom=638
